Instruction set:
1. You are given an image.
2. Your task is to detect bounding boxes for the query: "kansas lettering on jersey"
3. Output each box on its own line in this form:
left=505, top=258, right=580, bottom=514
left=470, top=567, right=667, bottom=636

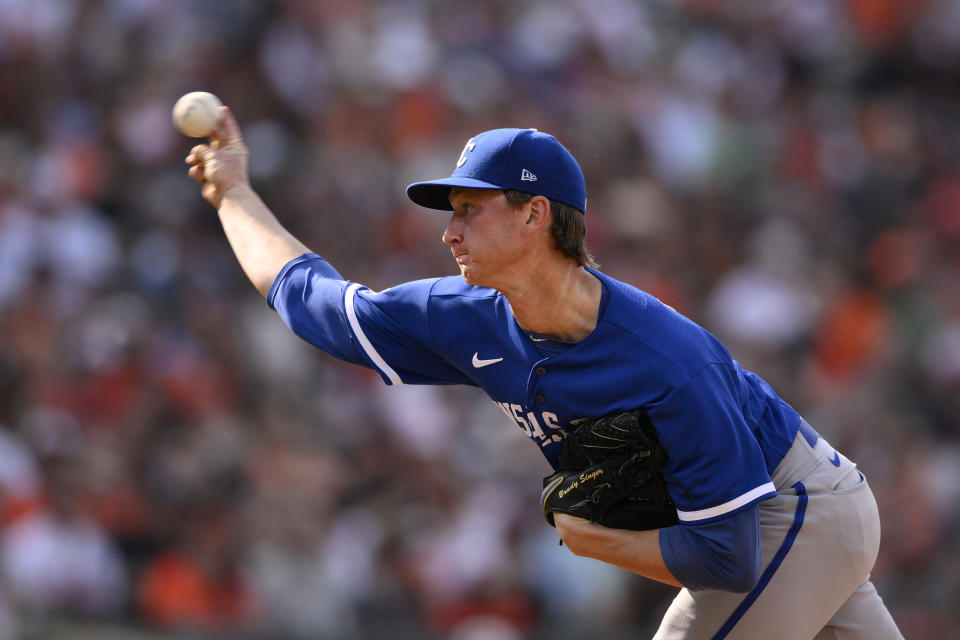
left=268, top=253, right=802, bottom=524
left=493, top=403, right=563, bottom=447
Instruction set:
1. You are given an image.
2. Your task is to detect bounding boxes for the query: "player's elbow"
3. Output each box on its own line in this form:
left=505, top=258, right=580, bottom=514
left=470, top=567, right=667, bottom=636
left=661, top=505, right=763, bottom=593
left=708, top=513, right=763, bottom=593
left=718, top=548, right=762, bottom=593
left=682, top=537, right=762, bottom=593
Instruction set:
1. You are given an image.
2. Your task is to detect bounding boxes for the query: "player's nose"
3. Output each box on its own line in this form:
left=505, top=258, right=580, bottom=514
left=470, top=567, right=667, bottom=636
left=442, top=215, right=463, bottom=245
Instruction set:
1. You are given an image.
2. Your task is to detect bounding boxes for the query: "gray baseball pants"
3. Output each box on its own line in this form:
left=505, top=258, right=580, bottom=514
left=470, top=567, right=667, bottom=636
left=654, top=421, right=904, bottom=640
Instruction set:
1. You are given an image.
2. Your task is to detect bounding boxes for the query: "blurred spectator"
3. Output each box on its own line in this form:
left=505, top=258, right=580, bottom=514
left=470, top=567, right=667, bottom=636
left=243, top=505, right=372, bottom=639
left=137, top=500, right=259, bottom=633
left=0, top=425, right=42, bottom=527
left=0, top=415, right=126, bottom=617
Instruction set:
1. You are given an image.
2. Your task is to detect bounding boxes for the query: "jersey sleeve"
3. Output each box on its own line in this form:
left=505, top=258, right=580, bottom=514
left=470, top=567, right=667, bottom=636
left=650, top=363, right=776, bottom=524
left=267, top=253, right=472, bottom=386
left=659, top=503, right=762, bottom=592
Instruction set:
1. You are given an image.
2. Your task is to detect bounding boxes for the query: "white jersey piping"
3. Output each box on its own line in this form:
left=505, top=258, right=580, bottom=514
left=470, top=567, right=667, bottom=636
left=344, top=283, right=403, bottom=385
left=676, top=482, right=776, bottom=522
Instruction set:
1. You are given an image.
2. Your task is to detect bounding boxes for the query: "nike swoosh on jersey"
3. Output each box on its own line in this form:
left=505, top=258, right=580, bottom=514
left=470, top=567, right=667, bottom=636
left=472, top=353, right=504, bottom=368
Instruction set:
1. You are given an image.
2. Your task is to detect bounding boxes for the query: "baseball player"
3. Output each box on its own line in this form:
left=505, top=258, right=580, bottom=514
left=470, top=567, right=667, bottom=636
left=185, top=107, right=904, bottom=639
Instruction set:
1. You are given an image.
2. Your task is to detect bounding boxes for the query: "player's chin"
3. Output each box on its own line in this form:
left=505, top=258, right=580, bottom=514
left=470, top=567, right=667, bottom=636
left=458, top=264, right=476, bottom=284
left=459, top=266, right=489, bottom=288
left=455, top=258, right=493, bottom=287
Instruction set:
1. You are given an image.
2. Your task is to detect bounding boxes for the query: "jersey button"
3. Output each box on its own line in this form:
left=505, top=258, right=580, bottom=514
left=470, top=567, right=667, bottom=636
left=535, top=394, right=545, bottom=405
left=535, top=366, right=546, bottom=376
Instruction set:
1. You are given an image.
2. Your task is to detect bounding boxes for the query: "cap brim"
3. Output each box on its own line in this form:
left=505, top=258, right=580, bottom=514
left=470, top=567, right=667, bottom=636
left=406, top=177, right=504, bottom=211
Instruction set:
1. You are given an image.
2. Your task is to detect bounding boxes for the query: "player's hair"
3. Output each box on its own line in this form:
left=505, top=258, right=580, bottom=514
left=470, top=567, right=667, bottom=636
left=504, top=189, right=598, bottom=268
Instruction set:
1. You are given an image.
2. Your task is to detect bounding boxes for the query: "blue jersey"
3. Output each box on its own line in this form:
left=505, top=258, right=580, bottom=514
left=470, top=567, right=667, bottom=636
left=268, top=254, right=802, bottom=525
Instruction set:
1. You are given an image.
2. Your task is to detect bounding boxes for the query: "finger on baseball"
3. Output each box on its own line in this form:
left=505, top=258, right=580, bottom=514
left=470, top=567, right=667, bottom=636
left=186, top=144, right=209, bottom=165
left=211, top=106, right=241, bottom=150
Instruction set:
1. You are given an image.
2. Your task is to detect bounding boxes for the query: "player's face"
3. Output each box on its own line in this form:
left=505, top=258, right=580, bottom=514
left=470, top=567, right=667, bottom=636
left=443, top=188, right=528, bottom=288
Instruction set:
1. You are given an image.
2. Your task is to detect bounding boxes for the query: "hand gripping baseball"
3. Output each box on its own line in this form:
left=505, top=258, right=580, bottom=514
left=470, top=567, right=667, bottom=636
left=185, top=106, right=249, bottom=209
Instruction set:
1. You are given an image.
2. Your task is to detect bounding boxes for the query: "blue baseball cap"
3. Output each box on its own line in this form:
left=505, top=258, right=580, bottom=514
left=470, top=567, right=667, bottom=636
left=406, top=128, right=586, bottom=213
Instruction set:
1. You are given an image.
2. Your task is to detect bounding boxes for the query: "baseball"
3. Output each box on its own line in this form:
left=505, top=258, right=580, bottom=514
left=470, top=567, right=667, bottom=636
left=172, top=91, right=223, bottom=137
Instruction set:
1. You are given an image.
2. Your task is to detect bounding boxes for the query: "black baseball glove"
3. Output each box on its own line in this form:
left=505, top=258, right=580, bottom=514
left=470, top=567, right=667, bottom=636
left=540, top=409, right=678, bottom=531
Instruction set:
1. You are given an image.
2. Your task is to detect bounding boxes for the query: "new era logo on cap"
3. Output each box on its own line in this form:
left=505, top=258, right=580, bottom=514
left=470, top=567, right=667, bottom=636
left=406, top=128, right=587, bottom=213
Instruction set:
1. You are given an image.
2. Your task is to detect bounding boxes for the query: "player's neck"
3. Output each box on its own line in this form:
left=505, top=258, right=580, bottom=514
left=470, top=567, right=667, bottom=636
left=501, top=261, right=602, bottom=343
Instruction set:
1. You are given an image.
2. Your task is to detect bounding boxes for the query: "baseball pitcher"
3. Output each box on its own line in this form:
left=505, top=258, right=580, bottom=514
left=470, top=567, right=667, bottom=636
left=185, top=107, right=903, bottom=640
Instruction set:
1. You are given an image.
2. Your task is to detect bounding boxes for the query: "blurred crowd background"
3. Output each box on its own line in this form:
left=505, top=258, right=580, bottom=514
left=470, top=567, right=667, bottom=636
left=0, top=0, right=958, bottom=638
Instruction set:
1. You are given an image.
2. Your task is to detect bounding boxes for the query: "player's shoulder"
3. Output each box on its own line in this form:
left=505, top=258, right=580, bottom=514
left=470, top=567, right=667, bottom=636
left=366, top=276, right=501, bottom=310
left=425, top=277, right=506, bottom=327
left=591, top=269, right=678, bottom=324
left=428, top=275, right=501, bottom=300
left=369, top=276, right=502, bottom=320
left=592, top=269, right=732, bottom=369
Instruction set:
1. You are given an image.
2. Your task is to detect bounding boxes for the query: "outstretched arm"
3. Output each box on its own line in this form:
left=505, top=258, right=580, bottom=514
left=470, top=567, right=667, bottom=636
left=186, top=106, right=310, bottom=297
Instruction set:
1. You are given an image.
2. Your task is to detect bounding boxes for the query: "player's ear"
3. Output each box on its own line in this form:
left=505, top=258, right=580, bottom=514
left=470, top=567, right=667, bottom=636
left=523, top=195, right=551, bottom=231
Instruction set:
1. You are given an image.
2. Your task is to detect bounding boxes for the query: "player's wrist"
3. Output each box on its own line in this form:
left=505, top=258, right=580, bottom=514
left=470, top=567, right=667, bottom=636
left=219, top=181, right=255, bottom=204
